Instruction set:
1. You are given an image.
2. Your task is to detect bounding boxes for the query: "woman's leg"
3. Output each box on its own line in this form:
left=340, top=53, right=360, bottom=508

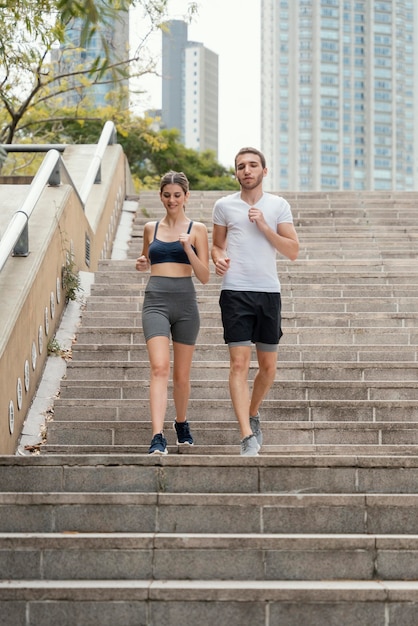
left=172, top=341, right=195, bottom=422
left=146, top=335, right=171, bottom=435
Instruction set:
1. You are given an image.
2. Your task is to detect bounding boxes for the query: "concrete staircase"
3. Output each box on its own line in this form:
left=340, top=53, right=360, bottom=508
left=1, top=190, right=418, bottom=625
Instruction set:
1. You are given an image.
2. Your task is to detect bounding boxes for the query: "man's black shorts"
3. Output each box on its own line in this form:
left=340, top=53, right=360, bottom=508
left=219, top=290, right=283, bottom=345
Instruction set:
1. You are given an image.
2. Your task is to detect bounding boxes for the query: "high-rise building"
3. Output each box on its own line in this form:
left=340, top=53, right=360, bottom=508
left=161, top=20, right=187, bottom=133
left=54, top=7, right=129, bottom=108
left=261, top=0, right=418, bottom=191
left=162, top=20, right=219, bottom=156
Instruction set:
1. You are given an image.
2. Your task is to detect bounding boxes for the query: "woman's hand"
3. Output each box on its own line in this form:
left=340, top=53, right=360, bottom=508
left=135, top=255, right=149, bottom=272
left=179, top=232, right=192, bottom=250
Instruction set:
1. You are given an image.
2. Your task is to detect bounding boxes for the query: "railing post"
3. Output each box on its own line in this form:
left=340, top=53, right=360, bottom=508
left=12, top=213, right=29, bottom=257
left=48, top=161, right=62, bottom=186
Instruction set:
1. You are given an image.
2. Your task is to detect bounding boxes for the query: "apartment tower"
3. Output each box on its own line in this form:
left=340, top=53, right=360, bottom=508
left=261, top=0, right=418, bottom=191
left=162, top=20, right=219, bottom=156
left=55, top=7, right=129, bottom=107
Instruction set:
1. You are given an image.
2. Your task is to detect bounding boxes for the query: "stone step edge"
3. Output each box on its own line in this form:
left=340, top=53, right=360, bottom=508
left=70, top=342, right=418, bottom=350
left=38, top=444, right=418, bottom=457
left=0, top=579, right=417, bottom=602
left=65, top=360, right=418, bottom=369
left=45, top=419, right=418, bottom=429
left=1, top=531, right=418, bottom=549
left=52, top=398, right=418, bottom=407
left=2, top=493, right=418, bottom=504
left=58, top=376, right=418, bottom=385
left=39, top=443, right=418, bottom=462
left=8, top=452, right=418, bottom=467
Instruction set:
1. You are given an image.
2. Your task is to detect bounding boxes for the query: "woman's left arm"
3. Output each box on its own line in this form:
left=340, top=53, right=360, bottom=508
left=180, top=222, right=210, bottom=284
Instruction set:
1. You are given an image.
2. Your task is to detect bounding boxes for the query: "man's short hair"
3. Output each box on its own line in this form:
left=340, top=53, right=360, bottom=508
left=234, top=147, right=266, bottom=170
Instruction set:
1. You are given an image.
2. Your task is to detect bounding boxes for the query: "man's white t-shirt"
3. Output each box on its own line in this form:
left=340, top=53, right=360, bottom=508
left=212, top=191, right=293, bottom=292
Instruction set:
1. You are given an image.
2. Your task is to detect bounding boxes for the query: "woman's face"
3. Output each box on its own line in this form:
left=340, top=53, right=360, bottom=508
left=160, top=183, right=189, bottom=211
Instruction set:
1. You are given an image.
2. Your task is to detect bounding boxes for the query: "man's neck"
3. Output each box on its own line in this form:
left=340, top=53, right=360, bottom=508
left=240, top=188, right=264, bottom=206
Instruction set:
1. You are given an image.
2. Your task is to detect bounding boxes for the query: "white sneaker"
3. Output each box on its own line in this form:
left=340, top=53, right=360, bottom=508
left=249, top=413, right=263, bottom=447
left=240, top=434, right=260, bottom=456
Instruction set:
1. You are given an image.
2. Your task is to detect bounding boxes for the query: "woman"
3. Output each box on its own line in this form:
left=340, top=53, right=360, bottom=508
left=136, top=171, right=210, bottom=454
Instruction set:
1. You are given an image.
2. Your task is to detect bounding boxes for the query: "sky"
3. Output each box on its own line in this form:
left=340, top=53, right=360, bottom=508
left=130, top=0, right=261, bottom=168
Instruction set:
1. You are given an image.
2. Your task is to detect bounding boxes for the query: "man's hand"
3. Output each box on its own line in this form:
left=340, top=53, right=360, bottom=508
left=248, top=207, right=265, bottom=226
left=214, top=257, right=230, bottom=276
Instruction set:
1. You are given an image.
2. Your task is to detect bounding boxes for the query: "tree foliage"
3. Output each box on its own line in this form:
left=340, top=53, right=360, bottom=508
left=0, top=0, right=237, bottom=189
left=0, top=0, right=197, bottom=143
left=18, top=104, right=238, bottom=190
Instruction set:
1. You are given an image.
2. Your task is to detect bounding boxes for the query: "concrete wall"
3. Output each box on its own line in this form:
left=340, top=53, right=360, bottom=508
left=0, top=144, right=128, bottom=454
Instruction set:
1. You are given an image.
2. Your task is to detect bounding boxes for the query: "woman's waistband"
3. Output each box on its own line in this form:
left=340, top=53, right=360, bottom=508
left=145, top=276, right=195, bottom=293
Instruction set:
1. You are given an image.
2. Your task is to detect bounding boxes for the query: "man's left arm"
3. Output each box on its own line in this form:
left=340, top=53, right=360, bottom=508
left=248, top=207, right=299, bottom=261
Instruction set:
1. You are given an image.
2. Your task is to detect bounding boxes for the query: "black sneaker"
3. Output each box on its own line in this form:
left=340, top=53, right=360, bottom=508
left=173, top=420, right=194, bottom=445
left=148, top=433, right=168, bottom=455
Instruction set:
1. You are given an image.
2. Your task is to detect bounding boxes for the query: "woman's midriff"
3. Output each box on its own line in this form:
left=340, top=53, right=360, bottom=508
left=150, top=262, right=193, bottom=278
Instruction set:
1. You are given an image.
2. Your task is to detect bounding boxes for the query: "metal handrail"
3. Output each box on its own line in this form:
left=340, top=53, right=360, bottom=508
left=1, top=145, right=67, bottom=153
left=79, top=120, right=117, bottom=204
left=0, top=150, right=62, bottom=272
left=0, top=121, right=117, bottom=273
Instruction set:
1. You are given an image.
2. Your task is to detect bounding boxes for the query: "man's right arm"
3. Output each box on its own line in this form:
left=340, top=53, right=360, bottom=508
left=211, top=224, right=230, bottom=276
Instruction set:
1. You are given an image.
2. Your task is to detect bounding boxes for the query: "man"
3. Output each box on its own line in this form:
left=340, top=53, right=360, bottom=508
left=211, top=147, right=299, bottom=456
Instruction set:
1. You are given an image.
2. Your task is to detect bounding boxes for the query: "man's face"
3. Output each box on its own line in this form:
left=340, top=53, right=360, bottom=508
left=235, top=153, right=267, bottom=190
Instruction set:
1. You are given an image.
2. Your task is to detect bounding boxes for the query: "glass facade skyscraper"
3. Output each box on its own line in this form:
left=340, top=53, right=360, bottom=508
left=261, top=0, right=417, bottom=191
left=162, top=21, right=219, bottom=156
left=54, top=7, right=129, bottom=108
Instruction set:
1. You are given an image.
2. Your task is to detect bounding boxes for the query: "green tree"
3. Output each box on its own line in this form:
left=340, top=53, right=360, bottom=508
left=0, top=0, right=197, bottom=144
left=11, top=104, right=238, bottom=190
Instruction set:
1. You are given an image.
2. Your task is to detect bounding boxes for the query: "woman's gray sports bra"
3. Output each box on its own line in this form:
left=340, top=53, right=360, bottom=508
left=148, top=221, right=196, bottom=265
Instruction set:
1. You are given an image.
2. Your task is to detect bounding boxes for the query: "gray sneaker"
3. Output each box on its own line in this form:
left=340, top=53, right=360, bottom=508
left=240, top=434, right=260, bottom=456
left=249, top=412, right=263, bottom=447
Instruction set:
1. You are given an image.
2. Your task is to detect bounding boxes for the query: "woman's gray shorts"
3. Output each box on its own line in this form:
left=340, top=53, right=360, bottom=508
left=142, top=276, right=200, bottom=345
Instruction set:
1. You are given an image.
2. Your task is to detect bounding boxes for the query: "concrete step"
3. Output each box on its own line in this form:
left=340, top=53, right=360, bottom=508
left=44, top=419, right=418, bottom=448
left=93, top=265, right=418, bottom=282
left=99, top=254, right=418, bottom=268
left=69, top=342, right=418, bottom=363
left=2, top=532, right=418, bottom=582
left=92, top=271, right=418, bottom=287
left=3, top=490, right=418, bottom=534
left=6, top=454, right=418, bottom=494
left=7, top=453, right=418, bottom=492
left=3, top=579, right=418, bottom=626
left=57, top=378, right=418, bottom=402
left=51, top=397, right=418, bottom=422
left=63, top=360, right=418, bottom=382
left=40, top=443, right=418, bottom=457
left=71, top=325, right=418, bottom=345
left=128, top=245, right=418, bottom=260
left=88, top=283, right=418, bottom=298
left=83, top=294, right=418, bottom=314
left=78, top=310, right=418, bottom=329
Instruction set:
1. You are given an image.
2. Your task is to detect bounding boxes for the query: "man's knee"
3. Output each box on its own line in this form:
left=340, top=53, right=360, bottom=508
left=229, top=349, right=251, bottom=375
left=258, top=353, right=278, bottom=378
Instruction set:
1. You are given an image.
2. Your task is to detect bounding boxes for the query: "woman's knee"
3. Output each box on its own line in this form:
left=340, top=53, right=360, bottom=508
left=150, top=361, right=170, bottom=379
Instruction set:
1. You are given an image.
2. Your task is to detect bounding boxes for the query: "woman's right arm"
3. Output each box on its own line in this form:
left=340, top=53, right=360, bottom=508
left=135, top=222, right=152, bottom=272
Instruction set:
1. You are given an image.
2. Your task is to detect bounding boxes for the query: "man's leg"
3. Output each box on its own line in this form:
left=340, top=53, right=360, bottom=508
left=249, top=348, right=278, bottom=417
left=228, top=345, right=253, bottom=438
